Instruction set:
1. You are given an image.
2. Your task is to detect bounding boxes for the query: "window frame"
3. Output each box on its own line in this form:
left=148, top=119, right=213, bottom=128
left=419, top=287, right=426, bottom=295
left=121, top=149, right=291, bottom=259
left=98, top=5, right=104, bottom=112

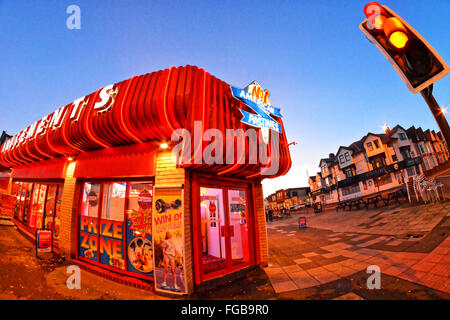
left=344, top=152, right=351, bottom=162
left=77, top=178, right=155, bottom=281
left=374, top=140, right=380, bottom=149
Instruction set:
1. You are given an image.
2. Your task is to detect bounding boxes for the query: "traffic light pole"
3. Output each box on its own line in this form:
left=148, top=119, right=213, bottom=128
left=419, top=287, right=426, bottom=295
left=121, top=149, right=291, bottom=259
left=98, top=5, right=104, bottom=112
left=420, top=84, right=450, bottom=149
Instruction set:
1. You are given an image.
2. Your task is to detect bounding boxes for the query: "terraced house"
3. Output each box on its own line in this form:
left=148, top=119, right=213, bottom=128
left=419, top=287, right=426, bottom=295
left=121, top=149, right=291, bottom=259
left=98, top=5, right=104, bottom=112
left=309, top=125, right=449, bottom=205
left=266, top=187, right=311, bottom=210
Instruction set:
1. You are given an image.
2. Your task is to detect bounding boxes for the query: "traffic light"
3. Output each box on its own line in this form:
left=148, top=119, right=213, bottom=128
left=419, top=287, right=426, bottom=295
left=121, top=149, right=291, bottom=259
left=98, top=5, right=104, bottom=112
left=360, top=2, right=449, bottom=93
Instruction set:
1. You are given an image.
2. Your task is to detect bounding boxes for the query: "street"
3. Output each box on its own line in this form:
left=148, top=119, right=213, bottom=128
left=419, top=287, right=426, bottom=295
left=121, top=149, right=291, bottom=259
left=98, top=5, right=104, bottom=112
left=264, top=202, right=450, bottom=299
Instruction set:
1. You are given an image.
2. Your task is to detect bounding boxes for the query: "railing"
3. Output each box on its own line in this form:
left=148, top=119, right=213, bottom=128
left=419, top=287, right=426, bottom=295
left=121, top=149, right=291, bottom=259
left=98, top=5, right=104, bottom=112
left=338, top=157, right=422, bottom=187
left=413, top=174, right=447, bottom=203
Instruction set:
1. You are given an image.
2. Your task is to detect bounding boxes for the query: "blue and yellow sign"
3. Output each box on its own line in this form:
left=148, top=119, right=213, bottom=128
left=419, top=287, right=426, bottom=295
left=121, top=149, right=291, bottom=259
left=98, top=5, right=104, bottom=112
left=230, top=81, right=282, bottom=143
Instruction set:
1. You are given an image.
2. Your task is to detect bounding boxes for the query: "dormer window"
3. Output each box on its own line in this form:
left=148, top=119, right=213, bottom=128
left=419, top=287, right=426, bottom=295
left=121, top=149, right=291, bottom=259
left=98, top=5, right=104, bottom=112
left=399, top=133, right=407, bottom=141
left=339, top=155, right=345, bottom=164
left=374, top=140, right=380, bottom=148
left=367, top=142, right=374, bottom=151
left=344, top=152, right=351, bottom=161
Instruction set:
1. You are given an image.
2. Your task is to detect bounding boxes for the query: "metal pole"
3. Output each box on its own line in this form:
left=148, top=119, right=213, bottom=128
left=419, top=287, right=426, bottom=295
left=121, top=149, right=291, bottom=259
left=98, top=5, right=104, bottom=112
left=420, top=84, right=450, bottom=149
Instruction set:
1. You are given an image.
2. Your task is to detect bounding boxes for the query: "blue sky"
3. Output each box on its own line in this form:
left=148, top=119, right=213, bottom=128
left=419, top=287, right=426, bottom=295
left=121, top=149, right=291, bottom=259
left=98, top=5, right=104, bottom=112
left=0, top=0, right=449, bottom=196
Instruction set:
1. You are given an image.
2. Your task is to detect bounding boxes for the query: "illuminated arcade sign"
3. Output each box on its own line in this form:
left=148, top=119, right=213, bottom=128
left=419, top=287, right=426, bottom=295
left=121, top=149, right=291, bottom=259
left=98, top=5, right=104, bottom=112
left=0, top=84, right=117, bottom=153
left=230, top=81, right=282, bottom=143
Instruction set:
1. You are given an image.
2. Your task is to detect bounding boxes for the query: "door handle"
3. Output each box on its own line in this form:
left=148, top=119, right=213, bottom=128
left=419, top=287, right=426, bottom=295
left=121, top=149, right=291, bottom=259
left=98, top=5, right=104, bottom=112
left=220, top=226, right=227, bottom=237
left=228, top=226, right=234, bottom=237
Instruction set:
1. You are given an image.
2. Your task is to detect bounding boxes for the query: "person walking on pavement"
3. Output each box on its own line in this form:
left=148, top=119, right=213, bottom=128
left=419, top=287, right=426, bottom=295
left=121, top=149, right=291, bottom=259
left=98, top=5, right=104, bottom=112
left=268, top=209, right=273, bottom=222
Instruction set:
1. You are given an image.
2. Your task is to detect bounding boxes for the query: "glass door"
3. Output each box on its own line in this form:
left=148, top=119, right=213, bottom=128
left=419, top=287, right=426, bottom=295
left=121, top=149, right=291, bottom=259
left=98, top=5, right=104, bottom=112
left=198, top=184, right=253, bottom=279
left=227, top=189, right=250, bottom=267
left=200, top=187, right=227, bottom=275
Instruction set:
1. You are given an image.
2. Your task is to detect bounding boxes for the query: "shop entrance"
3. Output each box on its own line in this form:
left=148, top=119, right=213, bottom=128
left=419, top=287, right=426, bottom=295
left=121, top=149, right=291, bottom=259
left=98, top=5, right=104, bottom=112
left=195, top=176, right=256, bottom=282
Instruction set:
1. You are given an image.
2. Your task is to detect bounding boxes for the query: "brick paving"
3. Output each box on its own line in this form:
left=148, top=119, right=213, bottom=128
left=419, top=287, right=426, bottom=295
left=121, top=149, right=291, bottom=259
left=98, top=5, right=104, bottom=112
left=265, top=202, right=450, bottom=298
left=0, top=201, right=448, bottom=300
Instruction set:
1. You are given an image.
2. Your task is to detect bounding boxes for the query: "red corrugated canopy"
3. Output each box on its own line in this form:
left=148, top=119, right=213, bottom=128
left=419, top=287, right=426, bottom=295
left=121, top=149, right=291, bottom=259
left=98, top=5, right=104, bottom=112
left=0, top=66, right=291, bottom=179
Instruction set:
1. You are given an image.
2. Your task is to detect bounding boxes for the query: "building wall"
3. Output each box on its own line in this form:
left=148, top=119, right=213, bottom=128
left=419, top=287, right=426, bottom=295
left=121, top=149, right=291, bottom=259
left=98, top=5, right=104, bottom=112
left=59, top=161, right=79, bottom=259
left=354, top=152, right=369, bottom=175
left=254, top=181, right=268, bottom=266
left=0, top=178, right=9, bottom=193
left=154, top=150, right=194, bottom=294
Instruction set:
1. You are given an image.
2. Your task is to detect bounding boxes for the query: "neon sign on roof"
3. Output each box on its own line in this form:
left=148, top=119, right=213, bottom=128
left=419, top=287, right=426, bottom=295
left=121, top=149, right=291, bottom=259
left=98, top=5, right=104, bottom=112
left=1, top=84, right=117, bottom=153
left=230, top=81, right=282, bottom=144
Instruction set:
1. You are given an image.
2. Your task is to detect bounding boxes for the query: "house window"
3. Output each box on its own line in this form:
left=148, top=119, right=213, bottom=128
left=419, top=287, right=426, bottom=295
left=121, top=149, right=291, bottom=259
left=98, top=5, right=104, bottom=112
left=374, top=140, right=380, bottom=149
left=341, top=184, right=361, bottom=196
left=344, top=168, right=354, bottom=178
left=339, top=155, right=345, bottom=164
left=367, top=142, right=373, bottom=151
left=344, top=152, right=351, bottom=161
left=407, top=167, right=415, bottom=177
left=392, top=155, right=398, bottom=162
left=372, top=157, right=386, bottom=169
left=399, top=133, right=407, bottom=141
left=378, top=174, right=392, bottom=186
left=419, top=145, right=425, bottom=154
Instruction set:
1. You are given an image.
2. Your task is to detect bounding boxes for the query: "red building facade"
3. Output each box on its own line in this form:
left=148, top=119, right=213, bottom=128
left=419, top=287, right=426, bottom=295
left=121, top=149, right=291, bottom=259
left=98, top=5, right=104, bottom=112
left=0, top=65, right=291, bottom=294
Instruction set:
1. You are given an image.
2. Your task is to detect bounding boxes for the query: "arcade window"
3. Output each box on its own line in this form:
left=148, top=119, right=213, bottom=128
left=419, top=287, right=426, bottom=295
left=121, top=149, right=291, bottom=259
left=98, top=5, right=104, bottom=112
left=11, top=181, right=63, bottom=252
left=78, top=180, right=154, bottom=279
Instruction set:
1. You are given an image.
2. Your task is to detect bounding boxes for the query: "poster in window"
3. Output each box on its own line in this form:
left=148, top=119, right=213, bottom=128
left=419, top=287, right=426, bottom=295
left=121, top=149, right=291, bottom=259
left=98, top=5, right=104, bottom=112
left=152, top=186, right=186, bottom=294
left=79, top=216, right=98, bottom=261
left=99, top=220, right=125, bottom=270
left=126, top=187, right=154, bottom=277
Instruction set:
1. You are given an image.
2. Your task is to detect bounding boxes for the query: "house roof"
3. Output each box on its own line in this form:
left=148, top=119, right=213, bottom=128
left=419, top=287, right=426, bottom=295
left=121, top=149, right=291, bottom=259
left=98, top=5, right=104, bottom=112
left=388, top=124, right=407, bottom=135
left=407, top=126, right=428, bottom=142
left=336, top=146, right=353, bottom=156
left=362, top=132, right=396, bottom=145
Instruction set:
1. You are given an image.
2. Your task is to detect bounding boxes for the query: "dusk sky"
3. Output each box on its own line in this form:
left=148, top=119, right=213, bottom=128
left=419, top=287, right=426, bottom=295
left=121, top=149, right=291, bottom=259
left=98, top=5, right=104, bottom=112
left=0, top=0, right=449, bottom=196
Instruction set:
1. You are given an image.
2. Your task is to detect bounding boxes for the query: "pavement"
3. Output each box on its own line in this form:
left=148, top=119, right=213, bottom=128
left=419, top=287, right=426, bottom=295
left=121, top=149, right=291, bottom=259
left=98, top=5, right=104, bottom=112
left=0, top=201, right=449, bottom=300
left=0, top=223, right=166, bottom=300
left=264, top=201, right=450, bottom=299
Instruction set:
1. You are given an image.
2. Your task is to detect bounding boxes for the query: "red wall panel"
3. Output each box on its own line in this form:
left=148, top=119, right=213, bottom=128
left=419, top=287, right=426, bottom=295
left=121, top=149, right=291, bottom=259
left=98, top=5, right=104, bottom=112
left=73, top=142, right=157, bottom=179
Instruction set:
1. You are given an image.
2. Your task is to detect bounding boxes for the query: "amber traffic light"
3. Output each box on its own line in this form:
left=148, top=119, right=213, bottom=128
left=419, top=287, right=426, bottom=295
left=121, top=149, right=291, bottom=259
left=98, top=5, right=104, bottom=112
left=360, top=2, right=449, bottom=93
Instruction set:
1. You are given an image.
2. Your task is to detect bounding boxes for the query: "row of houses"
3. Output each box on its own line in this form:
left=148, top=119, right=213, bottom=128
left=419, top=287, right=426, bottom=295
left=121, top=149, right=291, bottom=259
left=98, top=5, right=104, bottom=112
left=266, top=187, right=311, bottom=210
left=308, top=125, right=449, bottom=205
